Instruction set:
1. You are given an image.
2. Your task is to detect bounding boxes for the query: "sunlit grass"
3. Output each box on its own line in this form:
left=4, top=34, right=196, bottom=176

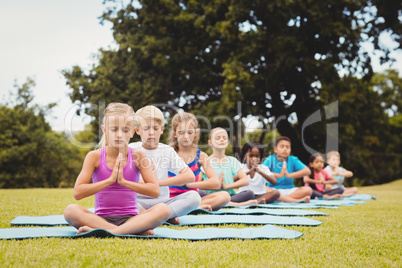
left=1, top=180, right=401, bottom=267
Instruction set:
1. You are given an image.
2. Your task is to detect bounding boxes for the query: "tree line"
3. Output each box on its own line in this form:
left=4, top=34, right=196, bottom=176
left=0, top=0, right=401, bottom=188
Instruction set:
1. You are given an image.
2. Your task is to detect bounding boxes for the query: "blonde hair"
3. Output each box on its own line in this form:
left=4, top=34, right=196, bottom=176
left=168, top=112, right=200, bottom=152
left=98, top=102, right=135, bottom=148
left=208, top=127, right=226, bottom=140
left=326, top=151, right=340, bottom=161
left=135, top=105, right=164, bottom=128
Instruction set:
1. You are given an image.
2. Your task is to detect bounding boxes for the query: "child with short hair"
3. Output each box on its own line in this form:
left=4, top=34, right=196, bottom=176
left=168, top=112, right=230, bottom=211
left=237, top=142, right=280, bottom=203
left=324, top=151, right=357, bottom=196
left=64, top=102, right=170, bottom=236
left=262, top=136, right=312, bottom=202
left=129, top=105, right=201, bottom=225
left=203, top=127, right=259, bottom=206
left=303, top=153, right=344, bottom=199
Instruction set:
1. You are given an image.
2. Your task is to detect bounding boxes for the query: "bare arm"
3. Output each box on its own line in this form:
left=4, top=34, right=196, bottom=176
left=117, top=150, right=160, bottom=198
left=256, top=166, right=277, bottom=185
left=303, top=175, right=318, bottom=184
left=336, top=167, right=353, bottom=178
left=158, top=166, right=195, bottom=187
left=185, top=152, right=220, bottom=190
left=286, top=166, right=311, bottom=179
left=222, top=169, right=249, bottom=190
left=73, top=150, right=115, bottom=200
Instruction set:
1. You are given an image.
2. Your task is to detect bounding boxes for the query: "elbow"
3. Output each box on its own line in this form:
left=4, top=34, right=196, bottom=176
left=149, top=185, right=160, bottom=198
left=73, top=191, right=83, bottom=201
left=271, top=179, right=277, bottom=186
left=187, top=172, right=196, bottom=183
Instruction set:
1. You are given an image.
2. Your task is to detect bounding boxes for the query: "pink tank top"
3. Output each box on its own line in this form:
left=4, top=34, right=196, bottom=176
left=92, top=147, right=139, bottom=216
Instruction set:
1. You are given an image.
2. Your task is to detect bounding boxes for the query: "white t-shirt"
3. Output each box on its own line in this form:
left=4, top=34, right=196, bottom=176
left=128, top=142, right=187, bottom=199
left=239, top=164, right=273, bottom=195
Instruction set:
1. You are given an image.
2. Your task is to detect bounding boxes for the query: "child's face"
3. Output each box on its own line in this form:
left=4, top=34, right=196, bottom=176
left=209, top=129, right=229, bottom=150
left=136, top=118, right=163, bottom=150
left=327, top=155, right=340, bottom=167
left=310, top=156, right=325, bottom=171
left=274, top=140, right=291, bottom=160
left=174, top=122, right=197, bottom=148
left=246, top=147, right=261, bottom=167
left=103, top=115, right=135, bottom=149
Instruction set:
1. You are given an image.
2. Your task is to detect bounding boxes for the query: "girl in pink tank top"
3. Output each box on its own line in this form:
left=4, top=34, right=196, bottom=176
left=63, top=103, right=170, bottom=236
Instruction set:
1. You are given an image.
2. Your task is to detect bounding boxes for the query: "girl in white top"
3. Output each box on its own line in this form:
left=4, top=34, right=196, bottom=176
left=238, top=142, right=280, bottom=203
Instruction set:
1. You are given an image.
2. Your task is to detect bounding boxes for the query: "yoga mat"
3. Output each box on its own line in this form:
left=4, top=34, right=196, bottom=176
left=309, top=199, right=365, bottom=206
left=343, top=194, right=378, bottom=201
left=0, top=225, right=303, bottom=240
left=170, top=215, right=322, bottom=226
left=226, top=203, right=339, bottom=209
left=190, top=208, right=329, bottom=216
left=11, top=214, right=322, bottom=227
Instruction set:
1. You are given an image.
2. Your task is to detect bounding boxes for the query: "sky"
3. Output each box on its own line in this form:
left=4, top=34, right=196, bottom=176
left=0, top=0, right=115, bottom=132
left=0, top=1, right=401, bottom=133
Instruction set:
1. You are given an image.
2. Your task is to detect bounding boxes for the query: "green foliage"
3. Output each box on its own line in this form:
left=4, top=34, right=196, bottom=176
left=0, top=79, right=82, bottom=188
left=1, top=181, right=402, bottom=266
left=63, top=1, right=401, bottom=184
left=320, top=70, right=402, bottom=185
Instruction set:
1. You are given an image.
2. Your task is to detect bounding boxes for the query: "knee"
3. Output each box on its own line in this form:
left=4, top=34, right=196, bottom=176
left=153, top=203, right=171, bottom=221
left=273, top=190, right=281, bottom=200
left=187, top=191, right=202, bottom=206
left=63, top=204, right=80, bottom=218
left=302, top=186, right=313, bottom=195
left=220, top=191, right=231, bottom=202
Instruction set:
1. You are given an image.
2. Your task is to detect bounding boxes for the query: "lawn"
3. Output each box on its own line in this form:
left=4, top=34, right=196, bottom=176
left=0, top=180, right=401, bottom=267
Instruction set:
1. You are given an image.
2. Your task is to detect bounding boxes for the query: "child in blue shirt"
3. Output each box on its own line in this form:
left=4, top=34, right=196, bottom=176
left=262, top=136, right=312, bottom=202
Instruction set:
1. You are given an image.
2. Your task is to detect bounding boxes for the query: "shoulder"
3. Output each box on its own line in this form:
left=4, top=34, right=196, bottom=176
left=84, top=149, right=101, bottom=166
left=288, top=155, right=305, bottom=165
left=128, top=141, right=142, bottom=149
left=321, top=169, right=330, bottom=177
left=198, top=151, right=209, bottom=163
left=262, top=155, right=276, bottom=164
left=132, top=149, right=147, bottom=161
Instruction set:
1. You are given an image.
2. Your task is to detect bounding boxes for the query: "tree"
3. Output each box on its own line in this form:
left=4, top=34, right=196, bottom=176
left=320, top=70, right=402, bottom=185
left=0, top=79, right=82, bottom=188
left=63, top=0, right=401, bottom=162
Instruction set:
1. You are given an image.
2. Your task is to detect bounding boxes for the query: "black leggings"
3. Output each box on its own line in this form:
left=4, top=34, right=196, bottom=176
left=198, top=189, right=255, bottom=202
left=311, top=187, right=344, bottom=199
left=230, top=190, right=255, bottom=202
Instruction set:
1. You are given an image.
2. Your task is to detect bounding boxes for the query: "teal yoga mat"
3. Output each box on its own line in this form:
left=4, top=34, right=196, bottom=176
left=168, top=215, right=322, bottom=226
left=309, top=199, right=365, bottom=206
left=343, top=194, right=378, bottom=201
left=0, top=225, right=303, bottom=240
left=11, top=214, right=322, bottom=227
left=190, top=208, right=329, bottom=216
left=226, top=203, right=339, bottom=209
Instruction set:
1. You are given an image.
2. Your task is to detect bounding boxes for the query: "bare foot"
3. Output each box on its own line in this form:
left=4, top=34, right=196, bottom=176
left=138, top=229, right=155, bottom=236
left=166, top=217, right=181, bottom=225
left=323, top=194, right=342, bottom=199
left=258, top=198, right=266, bottom=204
left=76, top=226, right=93, bottom=235
left=198, top=204, right=213, bottom=212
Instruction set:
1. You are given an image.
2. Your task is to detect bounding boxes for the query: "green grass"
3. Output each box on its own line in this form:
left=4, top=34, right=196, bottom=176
left=1, top=180, right=401, bottom=267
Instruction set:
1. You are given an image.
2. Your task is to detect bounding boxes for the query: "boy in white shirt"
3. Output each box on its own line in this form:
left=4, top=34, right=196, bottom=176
left=129, top=106, right=201, bottom=224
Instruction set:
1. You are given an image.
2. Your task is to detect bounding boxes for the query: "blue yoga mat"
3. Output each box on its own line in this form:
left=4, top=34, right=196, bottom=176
left=343, top=194, right=378, bottom=201
left=0, top=225, right=303, bottom=240
left=190, top=208, right=329, bottom=216
left=309, top=199, right=365, bottom=206
left=226, top=203, right=339, bottom=209
left=169, top=215, right=322, bottom=226
left=11, top=214, right=322, bottom=227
